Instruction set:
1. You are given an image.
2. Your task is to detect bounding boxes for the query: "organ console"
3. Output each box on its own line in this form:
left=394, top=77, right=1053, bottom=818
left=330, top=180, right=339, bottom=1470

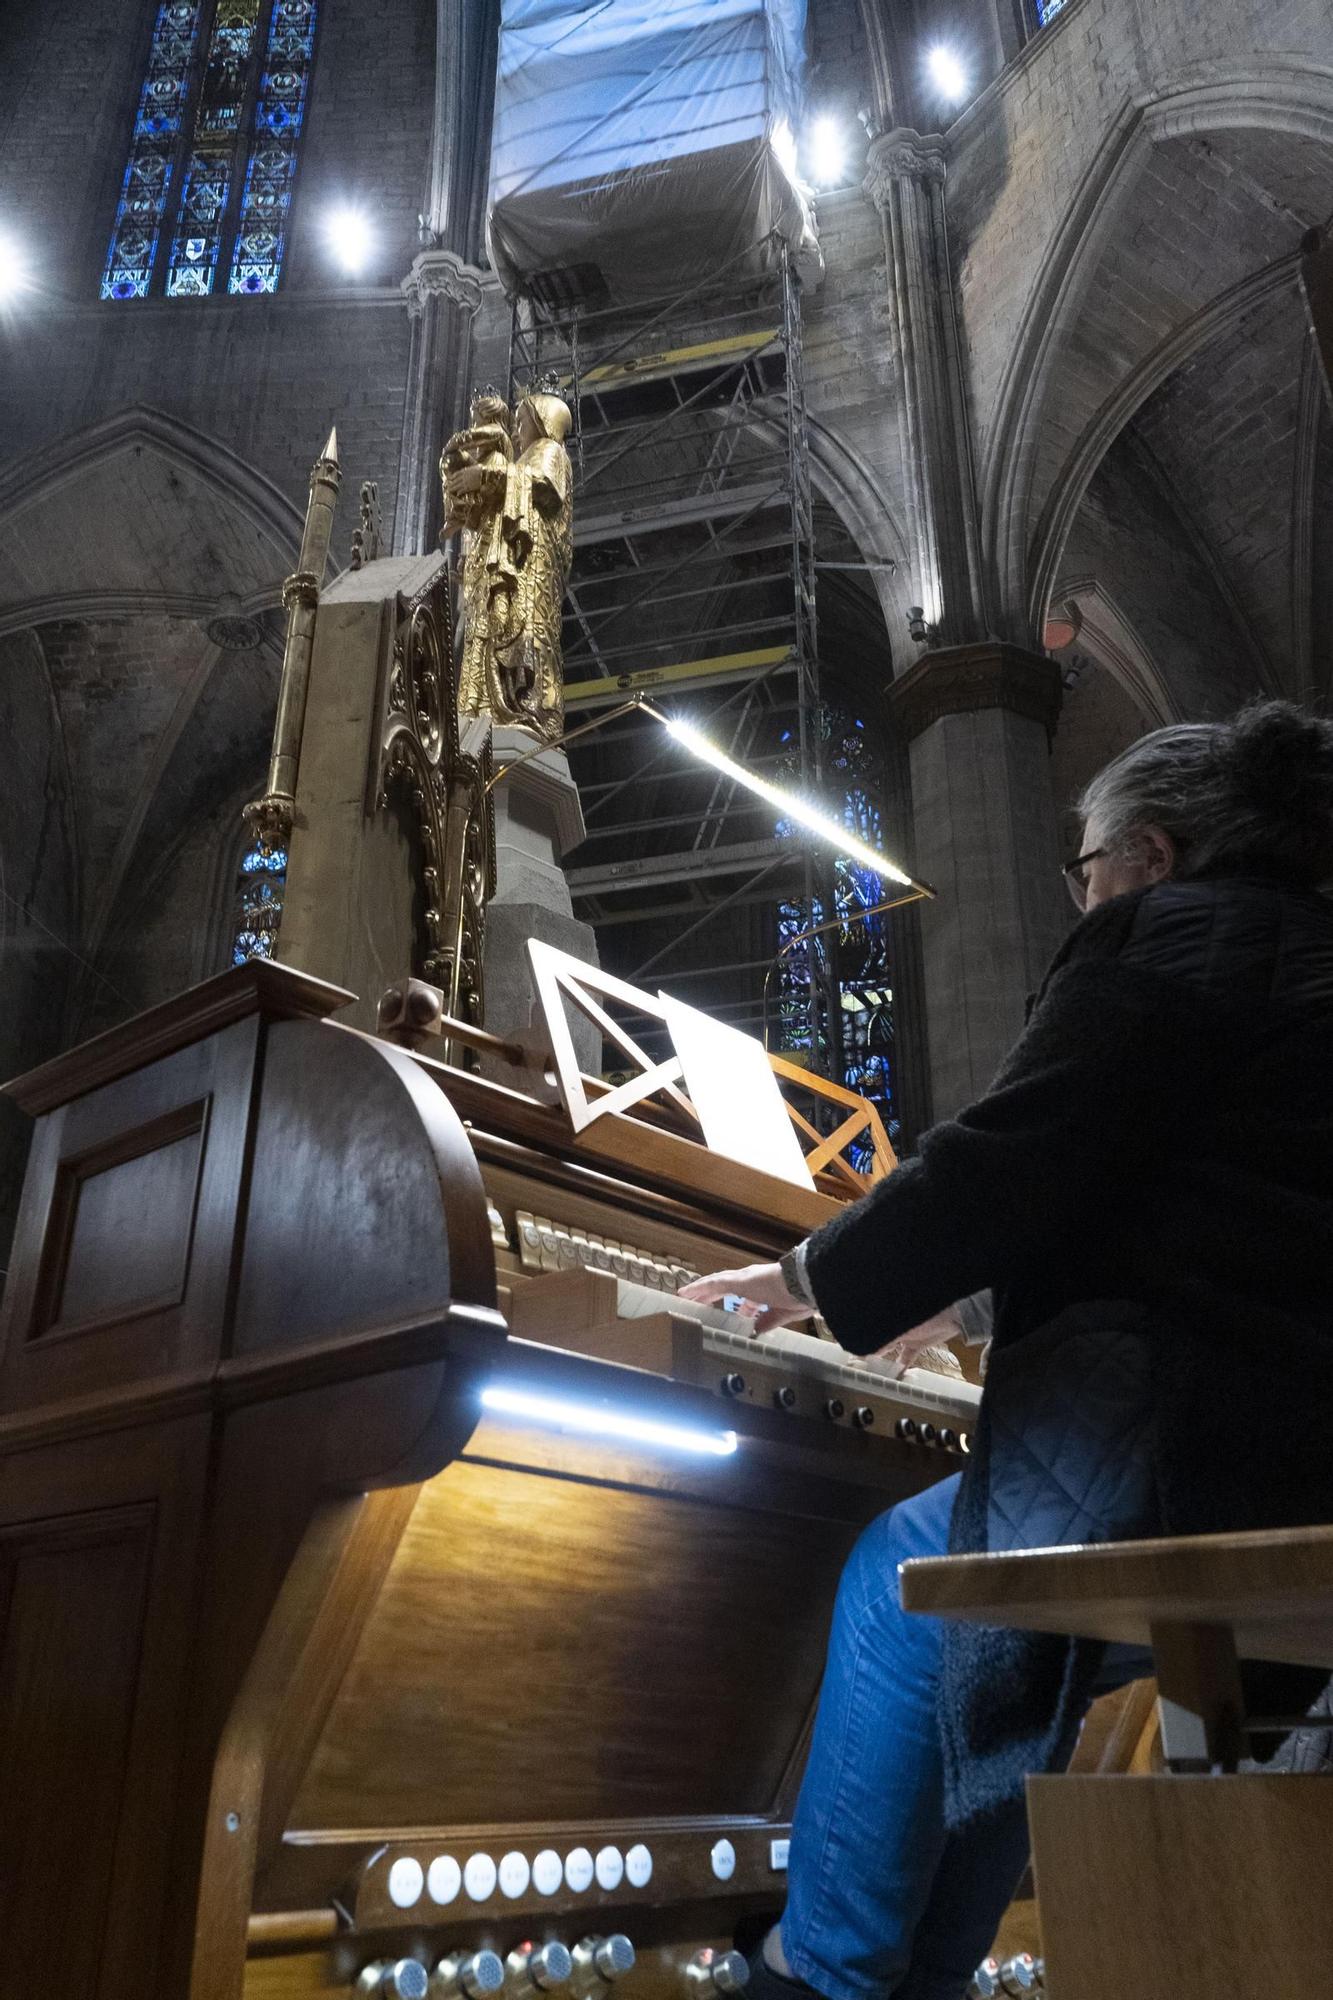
left=0, top=959, right=978, bottom=2000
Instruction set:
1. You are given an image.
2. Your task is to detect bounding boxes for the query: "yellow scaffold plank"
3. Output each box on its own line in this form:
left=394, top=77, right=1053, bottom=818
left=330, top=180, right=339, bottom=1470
left=564, top=646, right=795, bottom=709
left=561, top=330, right=780, bottom=393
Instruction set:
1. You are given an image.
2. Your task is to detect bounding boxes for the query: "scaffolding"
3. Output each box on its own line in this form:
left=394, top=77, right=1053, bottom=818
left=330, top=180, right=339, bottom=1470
left=507, top=238, right=842, bottom=1076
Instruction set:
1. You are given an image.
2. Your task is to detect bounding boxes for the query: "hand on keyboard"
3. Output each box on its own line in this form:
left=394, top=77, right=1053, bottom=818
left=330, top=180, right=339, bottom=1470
left=679, top=1261, right=812, bottom=1336
left=872, top=1305, right=965, bottom=1379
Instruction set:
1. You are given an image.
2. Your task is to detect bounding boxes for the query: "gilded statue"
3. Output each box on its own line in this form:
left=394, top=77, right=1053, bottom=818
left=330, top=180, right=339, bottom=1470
left=440, top=388, right=574, bottom=744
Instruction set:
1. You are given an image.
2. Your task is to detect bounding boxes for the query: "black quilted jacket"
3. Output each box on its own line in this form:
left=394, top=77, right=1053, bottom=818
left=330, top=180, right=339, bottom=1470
left=803, top=873, right=1333, bottom=1825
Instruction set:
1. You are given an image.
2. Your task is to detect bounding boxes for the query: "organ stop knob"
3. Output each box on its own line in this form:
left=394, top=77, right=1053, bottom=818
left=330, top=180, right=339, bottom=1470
left=434, top=1951, right=506, bottom=1999
left=685, top=1948, right=750, bottom=1995
left=356, top=1963, right=430, bottom=1999
left=998, top=1955, right=1041, bottom=1994
left=573, top=1935, right=637, bottom=1987
left=967, top=1961, right=1001, bottom=1999
left=508, top=1943, right=575, bottom=1996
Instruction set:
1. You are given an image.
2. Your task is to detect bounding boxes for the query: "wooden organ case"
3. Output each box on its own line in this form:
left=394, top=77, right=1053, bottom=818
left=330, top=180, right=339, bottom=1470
left=0, top=961, right=976, bottom=2000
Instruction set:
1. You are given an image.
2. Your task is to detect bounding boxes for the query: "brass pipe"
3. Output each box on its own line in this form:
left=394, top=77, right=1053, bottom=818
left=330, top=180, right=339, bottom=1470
left=249, top=431, right=343, bottom=841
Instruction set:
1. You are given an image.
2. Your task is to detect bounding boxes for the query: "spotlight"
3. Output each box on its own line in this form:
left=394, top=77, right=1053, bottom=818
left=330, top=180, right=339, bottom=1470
left=0, top=233, right=30, bottom=299
left=808, top=115, right=847, bottom=188
left=926, top=45, right=969, bottom=104
left=326, top=207, right=372, bottom=275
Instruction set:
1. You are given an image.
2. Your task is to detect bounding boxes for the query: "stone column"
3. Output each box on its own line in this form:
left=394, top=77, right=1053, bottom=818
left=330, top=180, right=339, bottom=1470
left=393, top=0, right=501, bottom=555
left=483, top=728, right=599, bottom=1078
left=888, top=645, right=1068, bottom=1118
left=394, top=250, right=489, bottom=557
left=864, top=129, right=987, bottom=646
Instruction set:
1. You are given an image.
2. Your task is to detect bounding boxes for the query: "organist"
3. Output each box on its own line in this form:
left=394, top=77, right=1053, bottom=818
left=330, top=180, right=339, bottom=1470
left=683, top=700, right=1333, bottom=2000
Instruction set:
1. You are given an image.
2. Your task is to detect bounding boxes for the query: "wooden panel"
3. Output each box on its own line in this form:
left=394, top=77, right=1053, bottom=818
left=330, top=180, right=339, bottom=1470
left=1028, top=1774, right=1333, bottom=1999
left=291, top=1437, right=856, bottom=1832
left=0, top=1028, right=258, bottom=1414
left=232, top=1023, right=495, bottom=1354
left=0, top=1507, right=153, bottom=1989
left=41, top=1106, right=205, bottom=1337
left=899, top=1524, right=1333, bottom=1668
left=4, top=959, right=354, bottom=1117
left=0, top=1413, right=214, bottom=2000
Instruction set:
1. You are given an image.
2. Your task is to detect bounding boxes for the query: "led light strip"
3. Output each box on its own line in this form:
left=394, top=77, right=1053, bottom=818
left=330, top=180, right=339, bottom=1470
left=481, top=1384, right=738, bottom=1457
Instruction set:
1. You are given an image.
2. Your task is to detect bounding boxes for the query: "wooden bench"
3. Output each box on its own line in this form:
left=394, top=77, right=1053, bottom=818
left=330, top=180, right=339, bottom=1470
left=901, top=1526, right=1333, bottom=2000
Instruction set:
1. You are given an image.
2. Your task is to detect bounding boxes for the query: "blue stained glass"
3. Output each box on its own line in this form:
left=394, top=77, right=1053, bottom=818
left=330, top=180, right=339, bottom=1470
left=166, top=0, right=260, bottom=295
left=165, top=149, right=233, bottom=293
left=1036, top=0, right=1067, bottom=22
left=228, top=0, right=318, bottom=295
left=774, top=718, right=900, bottom=1151
left=240, top=844, right=287, bottom=873
left=232, top=840, right=287, bottom=962
left=101, top=0, right=206, bottom=299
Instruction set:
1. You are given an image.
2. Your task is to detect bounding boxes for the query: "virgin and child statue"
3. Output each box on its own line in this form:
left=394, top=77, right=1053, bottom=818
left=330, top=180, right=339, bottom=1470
left=439, top=387, right=574, bottom=745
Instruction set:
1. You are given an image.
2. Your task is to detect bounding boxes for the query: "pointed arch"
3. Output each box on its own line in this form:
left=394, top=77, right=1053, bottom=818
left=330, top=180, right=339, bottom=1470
left=980, top=60, right=1333, bottom=641
left=0, top=405, right=305, bottom=636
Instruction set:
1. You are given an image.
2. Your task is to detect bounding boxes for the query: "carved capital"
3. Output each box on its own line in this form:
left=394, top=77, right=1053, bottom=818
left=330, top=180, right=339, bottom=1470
left=864, top=128, right=947, bottom=210
left=242, top=792, right=295, bottom=851
left=402, top=248, right=490, bottom=318
left=281, top=569, right=320, bottom=612
left=887, top=643, right=1063, bottom=743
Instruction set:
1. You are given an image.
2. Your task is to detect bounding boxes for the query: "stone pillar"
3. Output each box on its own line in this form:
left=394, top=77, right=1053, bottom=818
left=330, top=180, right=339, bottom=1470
left=864, top=129, right=987, bottom=647
left=393, top=0, right=501, bottom=556
left=484, top=728, right=599, bottom=1078
left=394, top=250, right=490, bottom=557
left=888, top=645, right=1067, bottom=1118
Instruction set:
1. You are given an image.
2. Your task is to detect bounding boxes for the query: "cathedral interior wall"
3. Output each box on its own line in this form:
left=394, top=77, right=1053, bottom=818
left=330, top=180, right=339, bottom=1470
left=1, top=0, right=1330, bottom=1254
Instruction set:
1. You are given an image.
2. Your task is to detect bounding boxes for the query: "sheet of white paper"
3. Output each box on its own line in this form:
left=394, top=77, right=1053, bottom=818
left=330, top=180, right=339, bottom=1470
left=658, top=993, right=813, bottom=1189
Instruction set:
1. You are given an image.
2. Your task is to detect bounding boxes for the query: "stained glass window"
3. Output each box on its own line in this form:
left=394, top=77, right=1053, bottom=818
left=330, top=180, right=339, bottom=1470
left=773, top=717, right=900, bottom=1155
left=165, top=0, right=261, bottom=295
left=102, top=2, right=206, bottom=299
left=102, top=0, right=317, bottom=300
left=232, top=840, right=287, bottom=963
left=228, top=0, right=318, bottom=295
left=1035, top=0, right=1067, bottom=23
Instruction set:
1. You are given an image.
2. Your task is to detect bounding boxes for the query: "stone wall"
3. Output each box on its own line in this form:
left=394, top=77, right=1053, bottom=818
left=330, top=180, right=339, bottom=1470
left=1057, top=435, right=1264, bottom=723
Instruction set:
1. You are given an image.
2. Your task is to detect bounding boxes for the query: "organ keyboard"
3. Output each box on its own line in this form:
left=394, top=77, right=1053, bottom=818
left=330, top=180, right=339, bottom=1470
left=0, top=962, right=981, bottom=2000
left=508, top=1269, right=979, bottom=1452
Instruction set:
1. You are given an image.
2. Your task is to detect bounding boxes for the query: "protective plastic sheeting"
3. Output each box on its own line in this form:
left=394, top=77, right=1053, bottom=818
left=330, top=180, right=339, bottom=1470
left=488, top=0, right=819, bottom=304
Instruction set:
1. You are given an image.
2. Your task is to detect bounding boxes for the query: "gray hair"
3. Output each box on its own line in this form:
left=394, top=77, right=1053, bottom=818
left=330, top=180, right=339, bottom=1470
left=1076, top=701, right=1333, bottom=888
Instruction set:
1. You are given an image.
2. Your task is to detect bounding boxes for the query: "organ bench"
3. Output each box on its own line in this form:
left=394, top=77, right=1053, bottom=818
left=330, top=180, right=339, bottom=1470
left=901, top=1525, right=1333, bottom=1999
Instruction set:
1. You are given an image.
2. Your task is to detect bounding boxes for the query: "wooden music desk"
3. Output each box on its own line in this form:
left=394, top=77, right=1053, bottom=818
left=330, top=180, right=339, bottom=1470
left=901, top=1528, right=1333, bottom=2000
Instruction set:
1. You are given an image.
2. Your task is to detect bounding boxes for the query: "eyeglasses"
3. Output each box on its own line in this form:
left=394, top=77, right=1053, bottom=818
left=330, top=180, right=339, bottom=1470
left=1061, top=846, right=1108, bottom=911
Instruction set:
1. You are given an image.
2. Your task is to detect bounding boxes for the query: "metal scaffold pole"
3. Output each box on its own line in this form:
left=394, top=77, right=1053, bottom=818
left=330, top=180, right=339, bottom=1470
left=502, top=237, right=836, bottom=1075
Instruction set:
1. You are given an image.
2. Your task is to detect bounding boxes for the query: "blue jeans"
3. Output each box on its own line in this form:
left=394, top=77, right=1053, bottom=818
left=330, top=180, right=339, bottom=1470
left=782, top=1475, right=1145, bottom=2000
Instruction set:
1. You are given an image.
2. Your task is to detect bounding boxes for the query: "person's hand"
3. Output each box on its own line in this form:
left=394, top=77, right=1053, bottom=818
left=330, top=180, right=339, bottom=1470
left=870, top=1305, right=963, bottom=1379
left=678, top=1262, right=811, bottom=1336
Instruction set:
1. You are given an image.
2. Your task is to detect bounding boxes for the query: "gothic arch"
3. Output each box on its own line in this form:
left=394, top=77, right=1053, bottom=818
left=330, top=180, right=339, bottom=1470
left=980, top=60, right=1333, bottom=641
left=0, top=405, right=305, bottom=636
left=806, top=415, right=916, bottom=661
